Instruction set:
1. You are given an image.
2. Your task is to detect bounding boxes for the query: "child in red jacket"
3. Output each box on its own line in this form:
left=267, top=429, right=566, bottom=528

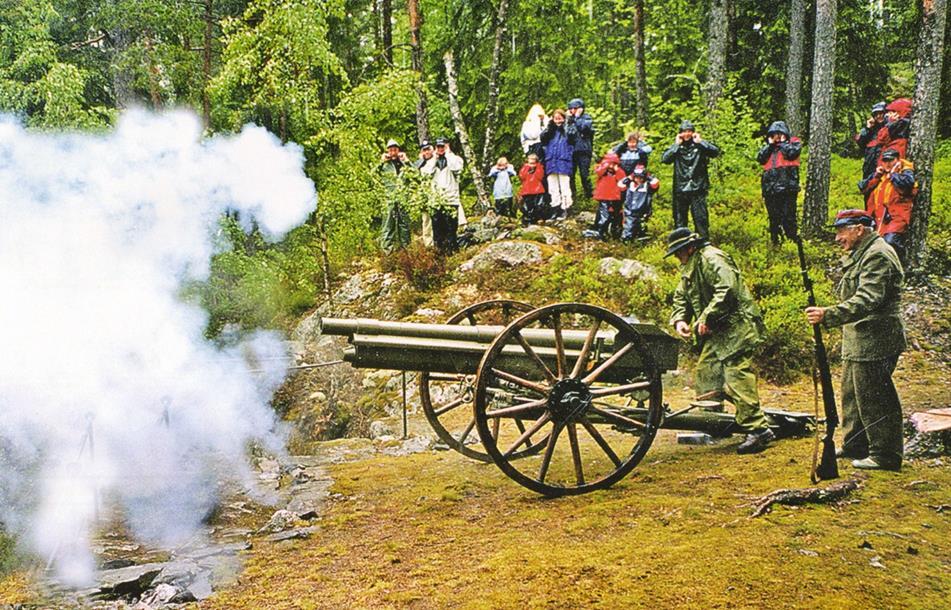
left=585, top=152, right=626, bottom=239
left=518, top=153, right=546, bottom=226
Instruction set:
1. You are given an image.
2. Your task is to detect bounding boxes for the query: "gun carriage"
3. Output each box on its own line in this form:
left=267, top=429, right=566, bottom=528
left=319, top=300, right=812, bottom=496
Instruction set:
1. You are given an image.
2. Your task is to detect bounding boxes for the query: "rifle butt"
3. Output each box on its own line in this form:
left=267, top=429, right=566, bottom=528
left=814, top=440, right=840, bottom=480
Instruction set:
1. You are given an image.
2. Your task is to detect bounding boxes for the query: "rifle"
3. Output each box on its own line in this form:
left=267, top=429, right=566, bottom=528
left=795, top=237, right=839, bottom=482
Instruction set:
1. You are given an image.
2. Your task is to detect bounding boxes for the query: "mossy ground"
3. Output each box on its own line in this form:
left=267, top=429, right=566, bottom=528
left=199, top=359, right=950, bottom=610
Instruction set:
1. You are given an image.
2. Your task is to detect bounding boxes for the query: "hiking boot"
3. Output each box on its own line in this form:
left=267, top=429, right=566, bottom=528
left=736, top=428, right=775, bottom=454
left=851, top=457, right=901, bottom=471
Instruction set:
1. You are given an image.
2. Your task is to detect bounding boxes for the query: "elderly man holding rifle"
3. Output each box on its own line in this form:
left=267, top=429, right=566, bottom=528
left=804, top=210, right=906, bottom=471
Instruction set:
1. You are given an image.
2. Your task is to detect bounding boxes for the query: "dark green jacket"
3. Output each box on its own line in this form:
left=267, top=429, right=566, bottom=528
left=822, top=232, right=906, bottom=361
left=660, top=139, right=720, bottom=193
left=669, top=244, right=765, bottom=360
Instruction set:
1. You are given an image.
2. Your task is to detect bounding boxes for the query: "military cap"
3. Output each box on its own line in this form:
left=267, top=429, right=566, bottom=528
left=419, top=139, right=433, bottom=149
left=664, top=227, right=705, bottom=257
left=831, top=209, right=874, bottom=228
left=871, top=101, right=887, bottom=114
left=679, top=120, right=695, bottom=132
left=434, top=137, right=448, bottom=146
left=881, top=148, right=899, bottom=161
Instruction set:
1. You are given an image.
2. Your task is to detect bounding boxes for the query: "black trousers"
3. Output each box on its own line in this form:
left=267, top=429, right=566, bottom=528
left=572, top=151, right=593, bottom=198
left=672, top=191, right=709, bottom=238
left=594, top=200, right=622, bottom=238
left=763, top=192, right=799, bottom=244
left=432, top=207, right=458, bottom=253
left=520, top=194, right=545, bottom=226
left=883, top=232, right=907, bottom=267
left=494, top=197, right=514, bottom=217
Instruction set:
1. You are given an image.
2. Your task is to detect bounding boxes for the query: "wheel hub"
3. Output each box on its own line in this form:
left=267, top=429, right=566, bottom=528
left=547, top=378, right=592, bottom=424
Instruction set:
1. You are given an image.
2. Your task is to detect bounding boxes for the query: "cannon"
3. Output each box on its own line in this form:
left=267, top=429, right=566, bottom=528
left=319, top=300, right=813, bottom=496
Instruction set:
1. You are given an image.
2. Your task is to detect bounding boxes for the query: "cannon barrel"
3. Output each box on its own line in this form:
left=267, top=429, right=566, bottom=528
left=321, top=317, right=618, bottom=347
left=318, top=316, right=679, bottom=377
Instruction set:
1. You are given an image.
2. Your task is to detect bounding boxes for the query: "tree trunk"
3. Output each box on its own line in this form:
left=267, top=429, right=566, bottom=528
left=705, top=0, right=729, bottom=110
left=201, top=0, right=213, bottom=130
left=110, top=28, right=135, bottom=109
left=317, top=215, right=333, bottom=300
left=632, top=0, right=649, bottom=127
left=802, top=0, right=838, bottom=237
left=785, top=0, right=806, bottom=136
left=407, top=0, right=429, bottom=144
left=907, top=0, right=949, bottom=273
left=372, top=0, right=381, bottom=57
left=143, top=35, right=163, bottom=110
left=481, top=0, right=513, bottom=173
left=381, top=0, right=393, bottom=65
left=443, top=50, right=492, bottom=212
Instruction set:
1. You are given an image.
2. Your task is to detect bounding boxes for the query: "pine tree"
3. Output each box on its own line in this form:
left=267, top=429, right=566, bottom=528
left=802, top=0, right=838, bottom=236
left=907, top=0, right=949, bottom=272
left=784, top=0, right=806, bottom=136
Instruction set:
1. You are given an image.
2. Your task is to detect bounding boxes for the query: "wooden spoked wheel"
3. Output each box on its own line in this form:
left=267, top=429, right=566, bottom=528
left=420, top=299, right=547, bottom=462
left=473, top=303, right=663, bottom=496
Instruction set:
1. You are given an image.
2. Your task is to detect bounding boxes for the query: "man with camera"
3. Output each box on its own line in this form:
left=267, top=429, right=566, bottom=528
left=854, top=101, right=887, bottom=183
left=567, top=98, right=595, bottom=200
left=420, top=137, right=465, bottom=253
left=661, top=120, right=720, bottom=238
left=858, top=148, right=915, bottom=266
left=378, top=139, right=411, bottom=252
left=804, top=210, right=906, bottom=471
left=757, top=120, right=802, bottom=246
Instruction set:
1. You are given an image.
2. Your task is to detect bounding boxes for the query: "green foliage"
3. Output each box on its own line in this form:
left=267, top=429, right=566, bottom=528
left=0, top=2, right=110, bottom=127
left=185, top=215, right=324, bottom=335
left=210, top=0, right=348, bottom=140
left=308, top=69, right=429, bottom=259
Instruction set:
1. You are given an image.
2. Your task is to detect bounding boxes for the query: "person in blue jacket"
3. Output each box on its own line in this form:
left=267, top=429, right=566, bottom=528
left=567, top=98, right=594, bottom=200
left=612, top=131, right=652, bottom=175
left=487, top=157, right=517, bottom=217
left=540, top=109, right=577, bottom=220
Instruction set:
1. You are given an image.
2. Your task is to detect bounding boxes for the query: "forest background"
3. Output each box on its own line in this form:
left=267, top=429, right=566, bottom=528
left=1, top=0, right=949, bottom=383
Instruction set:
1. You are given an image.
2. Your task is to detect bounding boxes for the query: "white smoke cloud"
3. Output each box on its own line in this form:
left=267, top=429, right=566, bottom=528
left=0, top=110, right=316, bottom=585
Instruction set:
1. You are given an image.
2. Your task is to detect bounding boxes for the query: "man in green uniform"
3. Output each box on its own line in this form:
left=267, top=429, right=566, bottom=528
left=805, top=209, right=905, bottom=471
left=666, top=227, right=775, bottom=454
left=378, top=139, right=411, bottom=252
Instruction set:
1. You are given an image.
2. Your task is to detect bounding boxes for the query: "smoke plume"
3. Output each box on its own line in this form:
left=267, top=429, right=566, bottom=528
left=0, top=111, right=316, bottom=585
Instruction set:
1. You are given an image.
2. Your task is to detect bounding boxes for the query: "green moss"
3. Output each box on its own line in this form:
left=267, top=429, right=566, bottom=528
left=201, top=429, right=951, bottom=609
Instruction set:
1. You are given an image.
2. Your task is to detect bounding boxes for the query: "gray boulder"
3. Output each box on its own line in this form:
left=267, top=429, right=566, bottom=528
left=599, top=257, right=658, bottom=282
left=458, top=241, right=543, bottom=273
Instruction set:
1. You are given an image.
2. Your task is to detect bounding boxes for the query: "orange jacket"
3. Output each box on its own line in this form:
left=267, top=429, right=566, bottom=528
left=860, top=158, right=915, bottom=235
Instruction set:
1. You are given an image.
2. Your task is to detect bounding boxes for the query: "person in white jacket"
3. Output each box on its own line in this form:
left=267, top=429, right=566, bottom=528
left=520, top=103, right=548, bottom=157
left=420, top=137, right=465, bottom=252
